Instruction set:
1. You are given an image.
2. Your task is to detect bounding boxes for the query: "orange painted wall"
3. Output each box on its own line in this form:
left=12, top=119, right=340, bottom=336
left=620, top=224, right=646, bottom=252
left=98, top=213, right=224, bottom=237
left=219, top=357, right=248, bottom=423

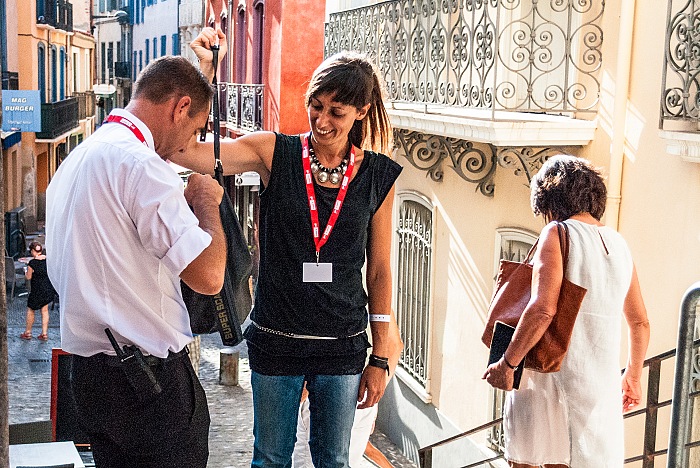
left=263, top=0, right=325, bottom=134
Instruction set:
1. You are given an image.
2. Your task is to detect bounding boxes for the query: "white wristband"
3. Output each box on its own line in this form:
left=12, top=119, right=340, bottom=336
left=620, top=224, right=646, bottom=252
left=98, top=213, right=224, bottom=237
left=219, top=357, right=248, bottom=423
left=369, top=314, right=390, bottom=322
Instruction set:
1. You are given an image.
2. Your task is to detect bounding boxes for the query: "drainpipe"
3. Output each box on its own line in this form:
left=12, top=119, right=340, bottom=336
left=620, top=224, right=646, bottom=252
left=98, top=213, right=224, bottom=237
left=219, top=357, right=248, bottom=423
left=606, top=0, right=637, bottom=230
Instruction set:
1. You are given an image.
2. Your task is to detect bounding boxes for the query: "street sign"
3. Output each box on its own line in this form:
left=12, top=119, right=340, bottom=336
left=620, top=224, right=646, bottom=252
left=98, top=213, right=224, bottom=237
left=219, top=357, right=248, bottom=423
left=1, top=90, right=41, bottom=132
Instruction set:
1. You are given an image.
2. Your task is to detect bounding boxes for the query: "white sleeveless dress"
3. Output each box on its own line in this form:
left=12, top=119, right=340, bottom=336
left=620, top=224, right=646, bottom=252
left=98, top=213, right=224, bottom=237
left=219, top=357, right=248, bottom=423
left=503, top=219, right=633, bottom=467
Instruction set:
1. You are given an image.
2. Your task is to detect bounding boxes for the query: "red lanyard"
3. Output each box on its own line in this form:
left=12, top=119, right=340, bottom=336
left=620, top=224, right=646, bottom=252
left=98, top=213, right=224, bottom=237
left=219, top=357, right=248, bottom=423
left=301, top=134, right=355, bottom=262
left=104, top=114, right=148, bottom=147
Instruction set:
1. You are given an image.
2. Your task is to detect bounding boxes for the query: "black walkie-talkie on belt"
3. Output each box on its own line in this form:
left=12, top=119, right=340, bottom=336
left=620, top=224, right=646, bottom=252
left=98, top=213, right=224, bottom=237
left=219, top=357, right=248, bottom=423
left=105, top=328, right=162, bottom=400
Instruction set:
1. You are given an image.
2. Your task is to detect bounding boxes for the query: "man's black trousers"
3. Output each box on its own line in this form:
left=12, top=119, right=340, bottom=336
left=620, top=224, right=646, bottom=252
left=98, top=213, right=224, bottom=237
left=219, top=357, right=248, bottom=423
left=70, top=350, right=210, bottom=467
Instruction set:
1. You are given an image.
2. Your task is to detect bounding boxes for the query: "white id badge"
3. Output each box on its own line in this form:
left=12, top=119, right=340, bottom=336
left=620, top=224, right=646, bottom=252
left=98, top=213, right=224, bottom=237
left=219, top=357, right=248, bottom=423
left=303, top=262, right=333, bottom=282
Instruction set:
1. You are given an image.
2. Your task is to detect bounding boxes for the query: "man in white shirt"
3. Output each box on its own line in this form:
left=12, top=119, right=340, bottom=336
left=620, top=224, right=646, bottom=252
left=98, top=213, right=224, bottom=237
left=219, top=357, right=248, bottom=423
left=46, top=55, right=225, bottom=468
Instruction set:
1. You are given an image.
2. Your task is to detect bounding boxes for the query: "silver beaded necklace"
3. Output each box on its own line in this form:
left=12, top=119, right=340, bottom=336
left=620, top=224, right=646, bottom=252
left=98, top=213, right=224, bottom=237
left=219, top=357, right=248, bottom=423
left=308, top=141, right=350, bottom=185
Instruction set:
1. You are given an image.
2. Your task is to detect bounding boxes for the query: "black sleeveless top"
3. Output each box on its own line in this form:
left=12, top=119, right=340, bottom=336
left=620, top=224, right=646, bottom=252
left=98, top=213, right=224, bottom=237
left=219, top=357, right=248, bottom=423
left=244, top=133, right=402, bottom=375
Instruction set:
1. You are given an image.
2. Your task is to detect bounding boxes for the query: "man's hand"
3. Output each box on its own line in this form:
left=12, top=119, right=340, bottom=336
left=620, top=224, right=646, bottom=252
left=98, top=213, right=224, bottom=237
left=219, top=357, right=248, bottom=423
left=184, top=173, right=223, bottom=210
left=357, top=365, right=388, bottom=409
left=180, top=173, right=225, bottom=295
left=190, top=27, right=228, bottom=80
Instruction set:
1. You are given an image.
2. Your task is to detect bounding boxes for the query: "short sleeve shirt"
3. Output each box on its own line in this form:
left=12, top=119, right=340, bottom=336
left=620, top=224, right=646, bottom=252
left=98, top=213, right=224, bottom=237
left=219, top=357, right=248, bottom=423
left=45, top=109, right=212, bottom=358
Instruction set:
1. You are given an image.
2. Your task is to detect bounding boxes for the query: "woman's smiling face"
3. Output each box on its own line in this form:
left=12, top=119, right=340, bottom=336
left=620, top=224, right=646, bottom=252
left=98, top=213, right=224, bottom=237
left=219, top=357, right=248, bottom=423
left=307, top=93, right=368, bottom=147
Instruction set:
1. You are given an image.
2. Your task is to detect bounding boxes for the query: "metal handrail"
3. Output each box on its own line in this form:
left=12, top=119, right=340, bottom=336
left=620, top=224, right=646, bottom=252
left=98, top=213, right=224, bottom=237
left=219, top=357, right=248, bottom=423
left=215, top=82, right=264, bottom=133
left=667, top=282, right=700, bottom=468
left=417, top=337, right=700, bottom=468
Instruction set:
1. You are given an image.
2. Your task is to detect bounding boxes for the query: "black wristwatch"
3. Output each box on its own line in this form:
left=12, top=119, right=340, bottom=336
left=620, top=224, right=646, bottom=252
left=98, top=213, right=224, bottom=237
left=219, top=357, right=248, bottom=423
left=368, top=354, right=390, bottom=375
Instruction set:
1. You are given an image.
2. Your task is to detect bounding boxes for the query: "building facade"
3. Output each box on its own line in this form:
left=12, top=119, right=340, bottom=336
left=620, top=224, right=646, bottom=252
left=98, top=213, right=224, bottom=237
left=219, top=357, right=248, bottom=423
left=132, top=0, right=179, bottom=79
left=179, top=0, right=205, bottom=65
left=3, top=0, right=95, bottom=240
left=324, top=0, right=700, bottom=466
left=1, top=0, right=23, bottom=219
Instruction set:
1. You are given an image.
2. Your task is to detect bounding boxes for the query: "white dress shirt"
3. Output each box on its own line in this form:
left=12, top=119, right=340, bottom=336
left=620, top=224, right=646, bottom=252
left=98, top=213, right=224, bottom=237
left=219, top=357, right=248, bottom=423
left=46, top=108, right=212, bottom=358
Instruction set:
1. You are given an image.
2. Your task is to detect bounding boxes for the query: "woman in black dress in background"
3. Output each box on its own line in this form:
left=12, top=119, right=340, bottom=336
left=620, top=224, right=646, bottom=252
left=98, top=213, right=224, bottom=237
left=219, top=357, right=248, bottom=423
left=19, top=241, right=56, bottom=341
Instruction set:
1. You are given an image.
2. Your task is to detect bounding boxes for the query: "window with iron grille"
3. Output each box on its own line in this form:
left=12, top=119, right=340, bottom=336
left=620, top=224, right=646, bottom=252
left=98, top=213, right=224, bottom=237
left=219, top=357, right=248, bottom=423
left=395, top=192, right=433, bottom=390
left=487, top=227, right=538, bottom=453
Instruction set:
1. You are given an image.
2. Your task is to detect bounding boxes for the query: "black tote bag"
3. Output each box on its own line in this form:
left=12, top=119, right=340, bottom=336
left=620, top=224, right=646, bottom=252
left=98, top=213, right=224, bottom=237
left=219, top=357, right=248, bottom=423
left=181, top=43, right=252, bottom=346
left=180, top=178, right=252, bottom=346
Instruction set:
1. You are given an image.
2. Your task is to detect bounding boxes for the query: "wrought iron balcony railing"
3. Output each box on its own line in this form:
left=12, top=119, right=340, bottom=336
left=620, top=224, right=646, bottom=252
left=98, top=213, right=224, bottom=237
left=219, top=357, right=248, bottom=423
left=73, top=91, right=95, bottom=120
left=661, top=0, right=700, bottom=129
left=326, top=0, right=605, bottom=116
left=36, top=0, right=73, bottom=32
left=36, top=97, right=78, bottom=140
left=1, top=71, right=19, bottom=90
left=216, top=83, right=264, bottom=133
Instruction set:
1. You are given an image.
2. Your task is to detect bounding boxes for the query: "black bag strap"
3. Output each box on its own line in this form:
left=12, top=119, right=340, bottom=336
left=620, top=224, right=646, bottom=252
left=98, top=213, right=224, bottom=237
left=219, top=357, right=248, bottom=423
left=210, top=44, right=224, bottom=186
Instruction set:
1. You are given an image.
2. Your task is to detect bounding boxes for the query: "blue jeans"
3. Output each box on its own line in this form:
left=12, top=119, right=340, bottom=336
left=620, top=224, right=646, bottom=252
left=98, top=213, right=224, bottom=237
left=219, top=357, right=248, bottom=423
left=250, top=371, right=362, bottom=468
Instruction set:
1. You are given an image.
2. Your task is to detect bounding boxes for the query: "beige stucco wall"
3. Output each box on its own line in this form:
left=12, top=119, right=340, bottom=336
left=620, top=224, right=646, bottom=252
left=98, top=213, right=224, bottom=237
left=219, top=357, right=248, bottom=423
left=393, top=154, right=547, bottom=430
left=577, top=0, right=700, bottom=358
left=387, top=0, right=699, bottom=459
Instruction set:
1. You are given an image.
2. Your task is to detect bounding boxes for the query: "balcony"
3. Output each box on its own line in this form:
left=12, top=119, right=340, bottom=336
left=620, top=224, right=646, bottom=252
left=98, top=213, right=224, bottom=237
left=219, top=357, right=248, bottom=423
left=35, top=97, right=79, bottom=140
left=2, top=71, right=19, bottom=90
left=217, top=83, right=264, bottom=133
left=327, top=0, right=604, bottom=116
left=36, top=0, right=73, bottom=32
left=73, top=91, right=95, bottom=120
left=326, top=0, right=603, bottom=195
left=659, top=0, right=700, bottom=162
left=114, top=62, right=131, bottom=79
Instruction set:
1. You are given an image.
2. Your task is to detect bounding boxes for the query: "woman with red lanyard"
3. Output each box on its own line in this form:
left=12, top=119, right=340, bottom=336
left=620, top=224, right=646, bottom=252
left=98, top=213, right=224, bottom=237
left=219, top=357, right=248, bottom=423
left=178, top=28, right=403, bottom=467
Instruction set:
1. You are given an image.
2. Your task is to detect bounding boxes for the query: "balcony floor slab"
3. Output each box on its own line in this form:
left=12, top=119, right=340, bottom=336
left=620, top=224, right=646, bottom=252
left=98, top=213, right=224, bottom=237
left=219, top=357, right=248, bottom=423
left=387, top=103, right=597, bottom=147
left=35, top=125, right=81, bottom=144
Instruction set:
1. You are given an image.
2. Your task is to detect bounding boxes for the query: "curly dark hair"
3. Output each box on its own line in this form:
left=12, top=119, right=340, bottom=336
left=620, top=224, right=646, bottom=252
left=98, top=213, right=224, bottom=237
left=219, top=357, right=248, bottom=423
left=530, top=155, right=607, bottom=221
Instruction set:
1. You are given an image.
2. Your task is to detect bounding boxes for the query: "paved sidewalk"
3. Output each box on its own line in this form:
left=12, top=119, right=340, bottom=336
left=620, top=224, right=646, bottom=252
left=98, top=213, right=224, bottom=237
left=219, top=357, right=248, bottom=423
left=6, top=293, right=416, bottom=468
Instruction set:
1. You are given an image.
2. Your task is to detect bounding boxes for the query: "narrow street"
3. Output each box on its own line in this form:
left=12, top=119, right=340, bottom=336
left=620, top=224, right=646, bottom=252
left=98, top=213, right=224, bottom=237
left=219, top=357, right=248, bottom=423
left=6, top=291, right=416, bottom=467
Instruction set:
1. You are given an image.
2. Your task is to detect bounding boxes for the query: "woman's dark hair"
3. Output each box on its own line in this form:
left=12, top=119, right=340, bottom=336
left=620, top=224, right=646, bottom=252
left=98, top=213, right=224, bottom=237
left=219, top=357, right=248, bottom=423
left=133, top=56, right=213, bottom=117
left=304, top=52, right=392, bottom=154
left=29, top=241, right=42, bottom=253
left=530, top=155, right=607, bottom=221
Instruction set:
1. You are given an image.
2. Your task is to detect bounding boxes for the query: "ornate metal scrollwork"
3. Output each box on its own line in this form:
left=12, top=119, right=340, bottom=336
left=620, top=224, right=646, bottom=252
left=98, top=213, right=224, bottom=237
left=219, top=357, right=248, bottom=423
left=394, top=129, right=572, bottom=196
left=496, top=146, right=573, bottom=184
left=393, top=128, right=496, bottom=196
left=661, top=0, right=700, bottom=125
left=327, top=0, right=604, bottom=114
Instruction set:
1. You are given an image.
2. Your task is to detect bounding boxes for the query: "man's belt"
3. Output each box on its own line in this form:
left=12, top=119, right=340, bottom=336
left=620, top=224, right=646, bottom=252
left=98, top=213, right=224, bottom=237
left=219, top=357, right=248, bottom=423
left=97, top=347, right=189, bottom=368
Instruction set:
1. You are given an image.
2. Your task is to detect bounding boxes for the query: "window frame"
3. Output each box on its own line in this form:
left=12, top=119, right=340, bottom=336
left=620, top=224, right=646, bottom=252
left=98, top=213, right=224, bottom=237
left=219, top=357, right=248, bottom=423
left=487, top=226, right=538, bottom=452
left=393, top=190, right=435, bottom=403
left=38, top=43, right=46, bottom=103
